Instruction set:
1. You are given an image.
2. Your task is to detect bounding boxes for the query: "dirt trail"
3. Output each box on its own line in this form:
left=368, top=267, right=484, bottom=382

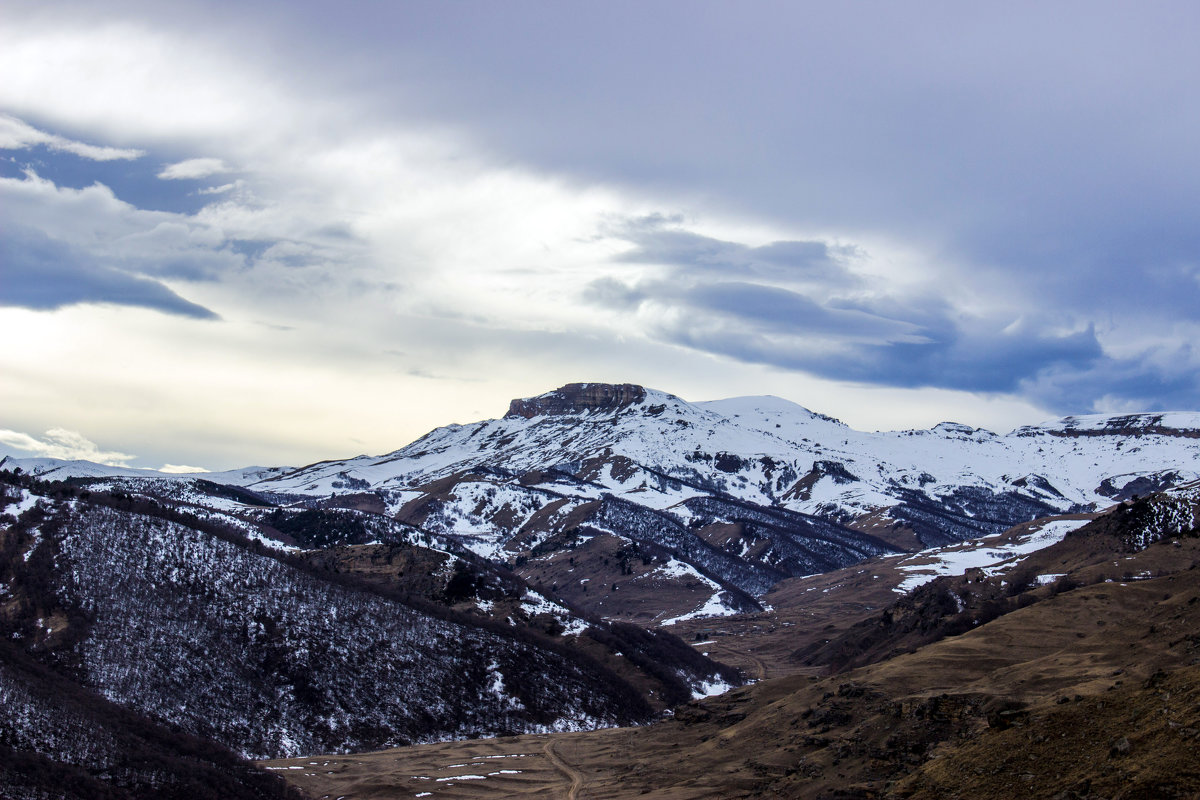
left=745, top=651, right=767, bottom=680
left=697, top=637, right=770, bottom=680
left=543, top=739, right=585, bottom=799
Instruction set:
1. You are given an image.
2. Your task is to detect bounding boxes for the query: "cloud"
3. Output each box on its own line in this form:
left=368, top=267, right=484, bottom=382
left=158, top=157, right=229, bottom=180
left=644, top=298, right=1102, bottom=395
left=683, top=282, right=919, bottom=341
left=612, top=218, right=859, bottom=286
left=0, top=5, right=1196, bottom=475
left=0, top=113, right=143, bottom=160
left=595, top=215, right=923, bottom=340
left=0, top=162, right=271, bottom=315
left=1019, top=338, right=1200, bottom=414
left=197, top=181, right=240, bottom=195
left=589, top=217, right=1112, bottom=401
left=0, top=427, right=136, bottom=466
left=0, top=223, right=218, bottom=319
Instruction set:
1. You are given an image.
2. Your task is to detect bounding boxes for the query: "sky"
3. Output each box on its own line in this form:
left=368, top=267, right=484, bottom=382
left=2, top=1, right=1199, bottom=471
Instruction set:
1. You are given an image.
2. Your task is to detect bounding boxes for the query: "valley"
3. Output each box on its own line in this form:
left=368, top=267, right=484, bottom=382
left=265, top=487, right=1200, bottom=799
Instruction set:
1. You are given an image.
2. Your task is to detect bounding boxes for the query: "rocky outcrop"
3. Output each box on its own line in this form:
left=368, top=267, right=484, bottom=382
left=506, top=383, right=647, bottom=419
left=1014, top=413, right=1200, bottom=439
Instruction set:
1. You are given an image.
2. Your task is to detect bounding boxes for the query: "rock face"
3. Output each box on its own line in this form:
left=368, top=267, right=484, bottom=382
left=1013, top=412, right=1200, bottom=439
left=506, top=383, right=648, bottom=419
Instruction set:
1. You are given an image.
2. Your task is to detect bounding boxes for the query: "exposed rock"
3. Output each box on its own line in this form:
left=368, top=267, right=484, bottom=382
left=506, top=383, right=647, bottom=419
left=783, top=461, right=861, bottom=503
left=1016, top=412, right=1200, bottom=439
left=1096, top=471, right=1182, bottom=501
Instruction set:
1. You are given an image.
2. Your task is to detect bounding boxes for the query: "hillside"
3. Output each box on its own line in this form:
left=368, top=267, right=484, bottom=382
left=264, top=484, right=1200, bottom=798
left=0, top=470, right=734, bottom=797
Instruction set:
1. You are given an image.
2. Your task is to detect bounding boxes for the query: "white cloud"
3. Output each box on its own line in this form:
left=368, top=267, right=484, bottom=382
left=0, top=169, right=244, bottom=287
left=0, top=18, right=1018, bottom=471
left=197, top=181, right=241, bottom=195
left=0, top=113, right=143, bottom=161
left=158, top=157, right=229, bottom=180
left=0, top=427, right=136, bottom=466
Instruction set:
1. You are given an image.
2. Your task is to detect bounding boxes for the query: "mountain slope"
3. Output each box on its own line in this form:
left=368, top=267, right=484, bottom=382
left=0, top=472, right=734, bottom=772
left=0, top=639, right=303, bottom=800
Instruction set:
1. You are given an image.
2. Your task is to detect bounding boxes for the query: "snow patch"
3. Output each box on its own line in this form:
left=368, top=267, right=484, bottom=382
left=660, top=589, right=741, bottom=626
left=691, top=675, right=735, bottom=699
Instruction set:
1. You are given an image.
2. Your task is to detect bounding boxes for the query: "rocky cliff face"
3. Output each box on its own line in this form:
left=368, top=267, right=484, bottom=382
left=506, top=383, right=647, bottom=418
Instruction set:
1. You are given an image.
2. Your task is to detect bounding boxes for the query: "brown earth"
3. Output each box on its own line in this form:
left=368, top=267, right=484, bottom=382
left=518, top=531, right=726, bottom=624
left=664, top=515, right=1099, bottom=680
left=898, top=664, right=1200, bottom=800
left=298, top=542, right=454, bottom=600
left=259, top=730, right=628, bottom=800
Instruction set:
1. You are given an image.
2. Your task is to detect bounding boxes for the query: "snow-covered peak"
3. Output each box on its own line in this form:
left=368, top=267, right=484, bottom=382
left=8, top=385, right=1199, bottom=539
left=0, top=456, right=161, bottom=481
left=697, top=394, right=845, bottom=426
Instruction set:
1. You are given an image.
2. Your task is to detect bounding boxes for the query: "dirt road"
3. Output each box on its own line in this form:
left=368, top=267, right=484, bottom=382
left=544, top=738, right=585, bottom=799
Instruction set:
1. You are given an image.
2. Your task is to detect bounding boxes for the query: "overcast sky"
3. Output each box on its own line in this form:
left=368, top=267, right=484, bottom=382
left=2, top=1, right=1198, bottom=471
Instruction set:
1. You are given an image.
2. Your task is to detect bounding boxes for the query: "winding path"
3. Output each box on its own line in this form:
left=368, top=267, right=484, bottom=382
left=544, top=739, right=585, bottom=800
left=743, top=650, right=768, bottom=680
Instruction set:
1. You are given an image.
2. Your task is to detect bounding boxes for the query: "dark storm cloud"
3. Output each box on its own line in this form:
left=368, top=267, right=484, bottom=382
left=0, top=226, right=218, bottom=319
left=612, top=219, right=857, bottom=285
left=680, top=282, right=918, bottom=341
left=599, top=273, right=1102, bottom=395
left=1020, top=343, right=1200, bottom=414
left=590, top=213, right=1110, bottom=397
left=813, top=326, right=1104, bottom=394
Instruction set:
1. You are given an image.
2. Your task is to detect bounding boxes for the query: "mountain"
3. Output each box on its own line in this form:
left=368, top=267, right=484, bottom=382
left=0, top=469, right=735, bottom=797
left=10, top=382, right=1196, bottom=625
left=0, top=638, right=304, bottom=800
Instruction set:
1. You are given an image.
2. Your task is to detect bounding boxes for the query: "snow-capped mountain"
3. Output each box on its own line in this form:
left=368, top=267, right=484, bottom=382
left=183, top=383, right=1194, bottom=526
left=3, top=385, right=1199, bottom=799
left=6, top=382, right=1197, bottom=624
